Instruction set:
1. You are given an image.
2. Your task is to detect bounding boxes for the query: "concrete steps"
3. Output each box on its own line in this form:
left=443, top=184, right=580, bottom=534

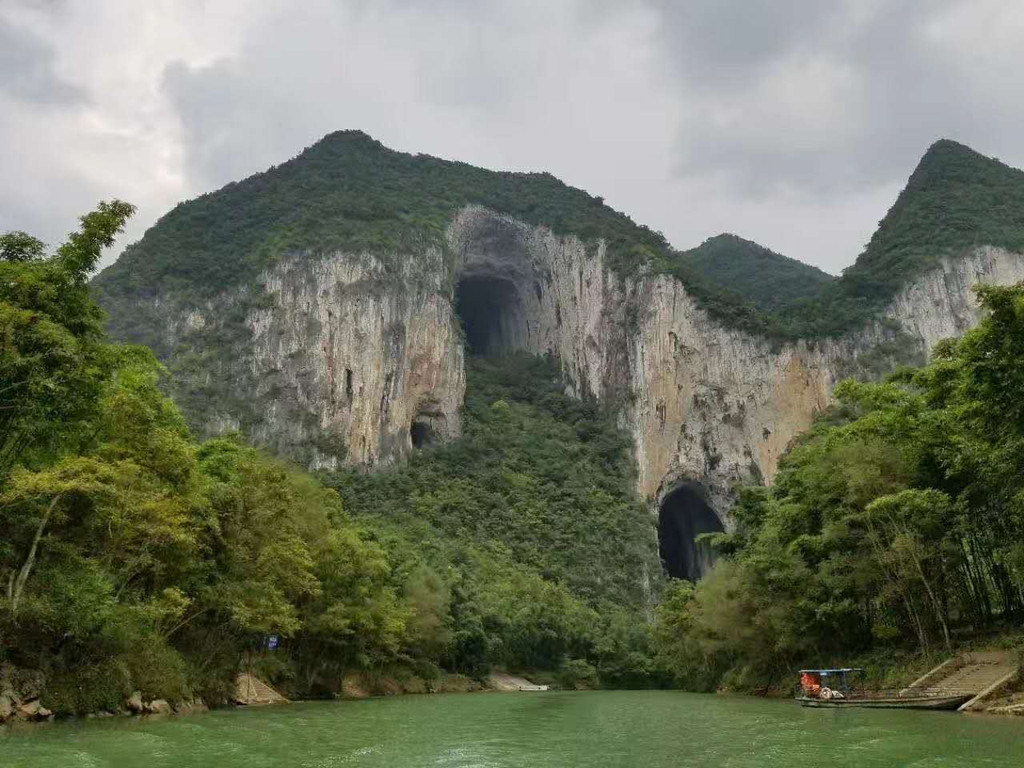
left=909, top=651, right=1018, bottom=712
left=235, top=673, right=289, bottom=705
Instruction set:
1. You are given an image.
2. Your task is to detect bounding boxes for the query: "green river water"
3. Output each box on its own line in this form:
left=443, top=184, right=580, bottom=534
left=2, top=691, right=1023, bottom=767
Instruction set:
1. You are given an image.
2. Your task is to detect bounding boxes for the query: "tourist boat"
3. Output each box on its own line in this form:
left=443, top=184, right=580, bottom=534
left=795, top=668, right=972, bottom=711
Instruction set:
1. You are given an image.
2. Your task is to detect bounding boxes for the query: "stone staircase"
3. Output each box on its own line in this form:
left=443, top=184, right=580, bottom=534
left=908, top=651, right=1018, bottom=712
left=235, top=673, right=289, bottom=706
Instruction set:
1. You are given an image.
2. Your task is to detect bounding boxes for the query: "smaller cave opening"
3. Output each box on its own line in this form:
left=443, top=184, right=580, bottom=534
left=658, top=483, right=724, bottom=581
left=410, top=419, right=435, bottom=448
left=455, top=273, right=524, bottom=357
left=411, top=401, right=446, bottom=450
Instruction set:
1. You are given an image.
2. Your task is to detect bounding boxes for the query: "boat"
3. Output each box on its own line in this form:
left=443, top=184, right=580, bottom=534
left=795, top=668, right=972, bottom=711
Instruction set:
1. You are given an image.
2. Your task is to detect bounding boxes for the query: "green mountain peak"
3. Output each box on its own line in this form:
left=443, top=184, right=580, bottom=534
left=675, top=233, right=834, bottom=315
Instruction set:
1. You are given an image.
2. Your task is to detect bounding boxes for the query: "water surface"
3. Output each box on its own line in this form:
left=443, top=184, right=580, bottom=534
left=2, top=690, right=1023, bottom=767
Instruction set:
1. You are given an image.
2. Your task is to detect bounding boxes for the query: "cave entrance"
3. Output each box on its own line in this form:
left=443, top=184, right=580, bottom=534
left=411, top=401, right=446, bottom=450
left=455, top=274, right=526, bottom=357
left=658, top=483, right=724, bottom=581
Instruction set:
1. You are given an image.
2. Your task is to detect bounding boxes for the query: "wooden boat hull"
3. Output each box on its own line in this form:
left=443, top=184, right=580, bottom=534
left=796, top=695, right=971, bottom=711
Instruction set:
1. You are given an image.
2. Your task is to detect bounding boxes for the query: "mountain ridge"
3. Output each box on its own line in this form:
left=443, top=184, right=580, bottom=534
left=674, top=233, right=835, bottom=315
left=775, top=138, right=1024, bottom=336
left=93, top=132, right=1024, bottom=346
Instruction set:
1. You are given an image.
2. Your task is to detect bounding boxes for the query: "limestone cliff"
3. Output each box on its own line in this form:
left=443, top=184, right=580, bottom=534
left=628, top=245, right=1024, bottom=515
left=134, top=204, right=1024, bottom=522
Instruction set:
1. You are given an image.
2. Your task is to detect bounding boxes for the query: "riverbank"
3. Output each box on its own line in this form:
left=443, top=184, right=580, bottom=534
left=746, top=631, right=1024, bottom=716
left=0, top=666, right=544, bottom=727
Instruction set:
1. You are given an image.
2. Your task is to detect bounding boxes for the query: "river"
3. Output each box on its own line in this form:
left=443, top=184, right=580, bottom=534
left=2, top=690, right=1023, bottom=767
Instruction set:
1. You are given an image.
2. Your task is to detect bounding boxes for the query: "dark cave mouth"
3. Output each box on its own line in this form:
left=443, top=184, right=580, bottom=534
left=657, top=484, right=724, bottom=581
left=410, top=400, right=446, bottom=450
left=455, top=273, right=525, bottom=357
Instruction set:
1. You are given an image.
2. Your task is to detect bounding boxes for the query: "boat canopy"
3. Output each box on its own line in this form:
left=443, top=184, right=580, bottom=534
left=798, top=668, right=864, bottom=675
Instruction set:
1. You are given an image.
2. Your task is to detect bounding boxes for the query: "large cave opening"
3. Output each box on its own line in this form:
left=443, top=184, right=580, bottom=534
left=455, top=273, right=527, bottom=356
left=658, top=483, right=724, bottom=581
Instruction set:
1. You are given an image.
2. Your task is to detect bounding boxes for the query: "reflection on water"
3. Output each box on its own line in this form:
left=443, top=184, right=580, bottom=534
left=2, top=690, right=1024, bottom=768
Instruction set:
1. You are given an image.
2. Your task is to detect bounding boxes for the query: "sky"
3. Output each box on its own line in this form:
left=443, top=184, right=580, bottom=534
left=2, top=0, right=1024, bottom=275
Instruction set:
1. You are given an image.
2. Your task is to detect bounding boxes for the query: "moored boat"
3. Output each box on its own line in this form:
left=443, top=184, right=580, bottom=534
left=795, top=668, right=972, bottom=711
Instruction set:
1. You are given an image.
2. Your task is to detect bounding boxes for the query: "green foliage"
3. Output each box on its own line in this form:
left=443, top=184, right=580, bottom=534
left=94, top=136, right=1024, bottom=350
left=652, top=282, right=1024, bottom=691
left=329, top=354, right=659, bottom=610
left=558, top=658, right=599, bottom=689
left=326, top=354, right=662, bottom=685
left=651, top=141, right=1024, bottom=341
left=0, top=200, right=134, bottom=475
left=93, top=131, right=669, bottom=330
left=2, top=207, right=664, bottom=705
left=0, top=208, right=421, bottom=710
left=774, top=140, right=1024, bottom=337
left=674, top=234, right=835, bottom=315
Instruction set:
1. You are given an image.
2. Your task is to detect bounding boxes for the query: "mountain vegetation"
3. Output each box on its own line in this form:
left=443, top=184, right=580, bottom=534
left=91, top=130, right=671, bottom=336
left=7, top=134, right=1024, bottom=715
left=1, top=207, right=665, bottom=715
left=771, top=139, right=1024, bottom=337
left=674, top=233, right=835, bottom=315
left=94, top=134, right=1024, bottom=347
left=652, top=282, right=1024, bottom=690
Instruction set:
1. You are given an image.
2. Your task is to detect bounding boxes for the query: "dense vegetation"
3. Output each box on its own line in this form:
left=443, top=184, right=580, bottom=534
left=91, top=131, right=670, bottom=324
left=10, top=137, right=1024, bottom=715
left=95, top=133, right=1024, bottom=350
left=78, top=131, right=774, bottom=348
left=653, top=283, right=1024, bottom=691
left=1, top=208, right=666, bottom=715
left=329, top=354, right=662, bottom=681
left=674, top=233, right=835, bottom=315
left=770, top=140, right=1024, bottom=337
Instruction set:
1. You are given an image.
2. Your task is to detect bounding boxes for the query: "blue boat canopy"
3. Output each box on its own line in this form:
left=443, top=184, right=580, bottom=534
left=799, top=668, right=865, bottom=674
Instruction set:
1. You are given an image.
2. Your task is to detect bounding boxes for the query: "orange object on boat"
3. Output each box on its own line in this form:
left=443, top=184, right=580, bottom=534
left=800, top=672, right=821, bottom=695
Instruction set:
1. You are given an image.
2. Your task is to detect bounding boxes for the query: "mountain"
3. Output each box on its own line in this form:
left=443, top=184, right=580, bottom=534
left=778, top=139, right=1024, bottom=336
left=92, top=132, right=1024, bottom=523
left=850, top=139, right=1024, bottom=286
left=675, top=234, right=834, bottom=315
left=94, top=130, right=669, bottom=309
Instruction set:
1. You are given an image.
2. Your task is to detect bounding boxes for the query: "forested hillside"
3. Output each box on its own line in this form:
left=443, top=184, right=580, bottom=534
left=0, top=207, right=665, bottom=717
left=91, top=130, right=674, bottom=328
left=7, top=135, right=1024, bottom=718
left=674, top=234, right=835, bottom=315
left=772, top=140, right=1024, bottom=337
left=92, top=134, right=1024, bottom=354
left=83, top=130, right=827, bottom=348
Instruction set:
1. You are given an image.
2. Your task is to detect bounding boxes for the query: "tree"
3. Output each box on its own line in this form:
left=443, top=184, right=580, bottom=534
left=0, top=201, right=134, bottom=475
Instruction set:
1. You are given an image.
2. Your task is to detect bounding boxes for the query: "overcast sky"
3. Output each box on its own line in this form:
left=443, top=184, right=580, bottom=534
left=2, top=0, right=1023, bottom=274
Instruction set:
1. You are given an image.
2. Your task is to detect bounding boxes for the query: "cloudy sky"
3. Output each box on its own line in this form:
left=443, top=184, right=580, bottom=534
left=2, top=0, right=1023, bottom=274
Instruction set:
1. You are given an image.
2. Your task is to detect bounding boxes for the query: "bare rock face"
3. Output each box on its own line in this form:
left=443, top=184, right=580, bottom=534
left=0, top=692, right=15, bottom=722
left=126, top=691, right=144, bottom=713
left=16, top=699, right=51, bottom=720
left=628, top=246, right=1024, bottom=514
left=146, top=206, right=1024, bottom=524
left=161, top=245, right=464, bottom=470
left=145, top=699, right=172, bottom=715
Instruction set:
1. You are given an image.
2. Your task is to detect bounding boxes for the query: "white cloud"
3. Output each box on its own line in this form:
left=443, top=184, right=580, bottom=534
left=2, top=0, right=1024, bottom=274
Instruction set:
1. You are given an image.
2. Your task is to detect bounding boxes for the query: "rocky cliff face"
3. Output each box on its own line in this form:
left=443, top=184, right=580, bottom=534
left=149, top=207, right=1024, bottom=521
left=629, top=245, right=1024, bottom=514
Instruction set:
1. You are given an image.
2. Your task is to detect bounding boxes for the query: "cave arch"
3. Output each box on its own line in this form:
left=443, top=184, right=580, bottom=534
left=657, top=482, right=724, bottom=581
left=451, top=211, right=545, bottom=358
left=455, top=273, right=528, bottom=356
left=410, top=400, right=447, bottom=449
